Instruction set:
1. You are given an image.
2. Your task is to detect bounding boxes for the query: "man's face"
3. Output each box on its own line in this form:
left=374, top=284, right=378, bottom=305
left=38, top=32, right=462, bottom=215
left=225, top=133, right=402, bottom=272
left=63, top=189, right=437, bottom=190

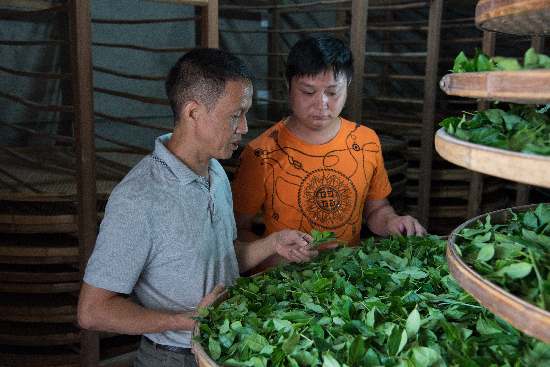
left=287, top=71, right=348, bottom=131
left=204, top=80, right=253, bottom=160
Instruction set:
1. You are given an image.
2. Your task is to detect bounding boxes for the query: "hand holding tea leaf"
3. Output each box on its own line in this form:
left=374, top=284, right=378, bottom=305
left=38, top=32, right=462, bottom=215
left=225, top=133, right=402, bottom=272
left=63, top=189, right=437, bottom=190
left=309, top=228, right=344, bottom=246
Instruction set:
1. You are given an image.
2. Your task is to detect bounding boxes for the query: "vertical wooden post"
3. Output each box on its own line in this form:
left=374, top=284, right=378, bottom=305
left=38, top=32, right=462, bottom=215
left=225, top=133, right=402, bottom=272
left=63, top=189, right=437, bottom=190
left=347, top=0, right=368, bottom=125
left=416, top=0, right=443, bottom=229
left=467, top=31, right=496, bottom=219
left=70, top=1, right=99, bottom=366
left=267, top=1, right=284, bottom=121
left=202, top=0, right=218, bottom=48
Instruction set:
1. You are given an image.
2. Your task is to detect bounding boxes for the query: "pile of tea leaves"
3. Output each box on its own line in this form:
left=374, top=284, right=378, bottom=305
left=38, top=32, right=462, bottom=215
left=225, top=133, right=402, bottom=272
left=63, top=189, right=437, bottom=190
left=193, top=235, right=550, bottom=366
left=439, top=103, right=550, bottom=155
left=454, top=203, right=550, bottom=312
left=452, top=47, right=550, bottom=73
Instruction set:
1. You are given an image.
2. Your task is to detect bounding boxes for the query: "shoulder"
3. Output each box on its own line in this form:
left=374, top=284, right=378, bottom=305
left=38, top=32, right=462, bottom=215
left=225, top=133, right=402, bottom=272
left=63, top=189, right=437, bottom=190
left=246, top=120, right=287, bottom=149
left=109, top=155, right=176, bottom=208
left=340, top=118, right=377, bottom=136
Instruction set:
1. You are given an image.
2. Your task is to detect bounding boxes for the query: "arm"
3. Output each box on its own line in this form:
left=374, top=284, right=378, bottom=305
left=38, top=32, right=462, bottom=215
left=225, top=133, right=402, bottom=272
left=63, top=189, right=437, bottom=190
left=363, top=197, right=427, bottom=237
left=77, top=281, right=226, bottom=334
left=234, top=211, right=262, bottom=242
left=233, top=229, right=317, bottom=273
left=235, top=211, right=285, bottom=267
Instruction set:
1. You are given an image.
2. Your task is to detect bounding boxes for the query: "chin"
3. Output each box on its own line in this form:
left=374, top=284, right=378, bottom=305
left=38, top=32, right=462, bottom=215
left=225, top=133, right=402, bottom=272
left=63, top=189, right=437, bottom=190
left=220, top=151, right=234, bottom=160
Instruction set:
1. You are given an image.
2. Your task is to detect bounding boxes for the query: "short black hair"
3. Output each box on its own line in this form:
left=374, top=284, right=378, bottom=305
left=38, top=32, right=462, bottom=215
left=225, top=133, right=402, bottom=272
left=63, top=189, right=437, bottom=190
left=285, top=34, right=353, bottom=89
left=165, top=48, right=255, bottom=123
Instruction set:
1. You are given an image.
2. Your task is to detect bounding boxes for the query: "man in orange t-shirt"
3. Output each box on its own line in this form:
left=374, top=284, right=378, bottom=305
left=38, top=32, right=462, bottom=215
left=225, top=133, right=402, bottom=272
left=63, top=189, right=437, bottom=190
left=232, top=34, right=426, bottom=271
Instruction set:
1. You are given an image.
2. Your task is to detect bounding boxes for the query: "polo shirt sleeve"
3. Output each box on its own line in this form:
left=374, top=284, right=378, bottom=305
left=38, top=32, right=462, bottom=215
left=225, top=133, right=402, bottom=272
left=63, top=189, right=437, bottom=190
left=231, top=145, right=267, bottom=216
left=83, top=193, right=151, bottom=295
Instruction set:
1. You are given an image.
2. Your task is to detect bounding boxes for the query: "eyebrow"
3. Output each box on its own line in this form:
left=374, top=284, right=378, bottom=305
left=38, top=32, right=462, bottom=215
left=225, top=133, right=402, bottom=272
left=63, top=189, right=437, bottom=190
left=298, top=81, right=343, bottom=89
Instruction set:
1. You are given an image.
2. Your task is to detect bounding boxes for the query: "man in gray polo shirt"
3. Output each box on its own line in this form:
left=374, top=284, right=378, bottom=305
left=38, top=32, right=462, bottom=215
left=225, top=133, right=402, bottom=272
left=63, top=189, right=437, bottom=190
left=77, top=48, right=319, bottom=367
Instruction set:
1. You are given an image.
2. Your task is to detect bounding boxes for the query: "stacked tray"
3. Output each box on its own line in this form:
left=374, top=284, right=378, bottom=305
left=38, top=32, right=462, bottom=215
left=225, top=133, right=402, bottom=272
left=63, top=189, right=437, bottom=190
left=435, top=0, right=550, bottom=344
left=447, top=204, right=550, bottom=344
left=475, top=0, right=550, bottom=35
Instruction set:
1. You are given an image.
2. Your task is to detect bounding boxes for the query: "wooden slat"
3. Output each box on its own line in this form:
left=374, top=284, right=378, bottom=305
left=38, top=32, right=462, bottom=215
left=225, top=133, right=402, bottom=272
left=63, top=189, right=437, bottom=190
left=348, top=0, right=368, bottom=124
left=439, top=69, right=550, bottom=104
left=0, top=292, right=77, bottom=323
left=140, top=0, right=208, bottom=6
left=0, top=321, right=81, bottom=346
left=0, top=351, right=79, bottom=367
left=435, top=128, right=550, bottom=189
left=0, top=264, right=79, bottom=283
left=417, top=0, right=443, bottom=230
left=0, top=0, right=58, bottom=10
left=0, top=281, right=80, bottom=293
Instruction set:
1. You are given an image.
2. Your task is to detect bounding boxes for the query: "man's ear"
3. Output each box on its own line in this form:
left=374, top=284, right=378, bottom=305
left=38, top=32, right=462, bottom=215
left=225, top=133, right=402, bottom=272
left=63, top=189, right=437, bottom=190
left=181, top=99, right=203, bottom=123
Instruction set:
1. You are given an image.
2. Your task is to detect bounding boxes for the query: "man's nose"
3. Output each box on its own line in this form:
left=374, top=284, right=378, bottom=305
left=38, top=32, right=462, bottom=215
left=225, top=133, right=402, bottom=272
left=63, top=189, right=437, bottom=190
left=235, top=117, right=248, bottom=134
left=316, top=93, right=328, bottom=109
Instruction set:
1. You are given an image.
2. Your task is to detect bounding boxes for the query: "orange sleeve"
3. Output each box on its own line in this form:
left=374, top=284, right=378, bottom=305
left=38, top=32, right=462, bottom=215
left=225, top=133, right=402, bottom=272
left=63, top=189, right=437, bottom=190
left=366, top=134, right=392, bottom=201
left=231, top=145, right=267, bottom=216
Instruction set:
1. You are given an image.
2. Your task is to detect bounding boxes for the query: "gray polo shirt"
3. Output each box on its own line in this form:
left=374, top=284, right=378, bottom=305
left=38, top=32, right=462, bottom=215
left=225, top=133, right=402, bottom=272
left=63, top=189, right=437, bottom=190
left=83, top=133, right=240, bottom=348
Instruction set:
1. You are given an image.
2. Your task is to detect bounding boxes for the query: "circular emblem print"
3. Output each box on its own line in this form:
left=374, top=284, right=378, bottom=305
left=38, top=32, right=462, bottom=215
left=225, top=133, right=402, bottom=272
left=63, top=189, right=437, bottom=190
left=298, top=169, right=357, bottom=229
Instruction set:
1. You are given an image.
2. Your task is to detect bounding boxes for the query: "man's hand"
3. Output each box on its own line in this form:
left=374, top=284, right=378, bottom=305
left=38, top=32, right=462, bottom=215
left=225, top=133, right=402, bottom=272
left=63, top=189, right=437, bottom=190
left=386, top=215, right=427, bottom=237
left=197, top=282, right=226, bottom=309
left=273, top=229, right=317, bottom=263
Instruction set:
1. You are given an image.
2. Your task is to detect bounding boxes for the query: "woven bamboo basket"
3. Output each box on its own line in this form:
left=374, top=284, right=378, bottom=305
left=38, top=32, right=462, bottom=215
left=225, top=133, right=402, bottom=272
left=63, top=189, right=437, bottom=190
left=191, top=291, right=230, bottom=367
left=476, top=0, right=550, bottom=35
left=447, top=203, right=550, bottom=344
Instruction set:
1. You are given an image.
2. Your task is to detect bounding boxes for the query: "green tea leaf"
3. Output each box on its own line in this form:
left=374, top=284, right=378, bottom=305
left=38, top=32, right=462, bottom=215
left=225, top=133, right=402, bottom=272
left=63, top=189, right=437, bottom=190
left=405, top=307, right=421, bottom=338
left=387, top=326, right=407, bottom=356
left=208, top=336, right=221, bottom=360
left=322, top=353, right=341, bottom=367
left=348, top=335, right=366, bottom=366
left=495, top=262, right=533, bottom=279
left=476, top=244, right=495, bottom=262
left=282, top=333, right=300, bottom=354
left=244, top=334, right=269, bottom=352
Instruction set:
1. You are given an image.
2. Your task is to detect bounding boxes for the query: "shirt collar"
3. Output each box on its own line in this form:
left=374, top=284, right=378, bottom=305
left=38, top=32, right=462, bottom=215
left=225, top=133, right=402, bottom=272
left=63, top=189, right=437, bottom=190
left=152, top=133, right=222, bottom=188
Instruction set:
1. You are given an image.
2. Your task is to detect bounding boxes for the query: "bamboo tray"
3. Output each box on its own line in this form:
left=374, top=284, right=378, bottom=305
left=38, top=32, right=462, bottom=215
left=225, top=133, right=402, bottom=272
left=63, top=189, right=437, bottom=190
left=435, top=128, right=550, bottom=189
left=192, top=291, right=230, bottom=367
left=0, top=322, right=81, bottom=346
left=0, top=233, right=79, bottom=265
left=0, top=148, right=144, bottom=233
left=0, top=292, right=77, bottom=323
left=439, top=70, right=550, bottom=105
left=475, top=0, right=550, bottom=35
left=447, top=203, right=550, bottom=344
left=0, top=147, right=145, bottom=201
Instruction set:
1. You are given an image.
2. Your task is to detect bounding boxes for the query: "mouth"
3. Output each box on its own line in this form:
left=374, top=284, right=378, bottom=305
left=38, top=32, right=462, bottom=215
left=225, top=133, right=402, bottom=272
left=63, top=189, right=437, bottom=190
left=230, top=140, right=241, bottom=150
left=312, top=115, right=328, bottom=120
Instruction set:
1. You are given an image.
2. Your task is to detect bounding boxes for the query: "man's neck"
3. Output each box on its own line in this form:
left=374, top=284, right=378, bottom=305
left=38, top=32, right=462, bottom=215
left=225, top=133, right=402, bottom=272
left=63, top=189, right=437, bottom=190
left=285, top=116, right=341, bottom=145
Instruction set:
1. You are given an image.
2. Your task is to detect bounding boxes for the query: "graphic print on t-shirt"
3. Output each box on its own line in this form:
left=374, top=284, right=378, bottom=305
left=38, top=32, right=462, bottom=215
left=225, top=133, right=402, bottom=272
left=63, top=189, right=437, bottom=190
left=298, top=168, right=357, bottom=229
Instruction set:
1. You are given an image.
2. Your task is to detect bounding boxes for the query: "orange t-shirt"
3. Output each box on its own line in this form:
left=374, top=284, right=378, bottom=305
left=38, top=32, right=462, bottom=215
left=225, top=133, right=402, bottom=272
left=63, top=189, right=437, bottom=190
left=232, top=117, right=392, bottom=250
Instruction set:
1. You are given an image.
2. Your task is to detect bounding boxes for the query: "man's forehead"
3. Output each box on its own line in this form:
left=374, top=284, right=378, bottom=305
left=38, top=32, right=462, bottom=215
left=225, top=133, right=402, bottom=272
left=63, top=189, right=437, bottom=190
left=294, top=73, right=345, bottom=87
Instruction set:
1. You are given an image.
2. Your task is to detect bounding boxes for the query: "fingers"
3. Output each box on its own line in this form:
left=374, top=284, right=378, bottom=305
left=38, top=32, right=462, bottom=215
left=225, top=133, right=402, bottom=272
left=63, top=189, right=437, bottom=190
left=386, top=215, right=427, bottom=237
left=291, top=230, right=312, bottom=245
left=211, top=282, right=226, bottom=296
left=287, top=247, right=318, bottom=263
left=198, top=282, right=226, bottom=308
left=301, top=232, right=314, bottom=244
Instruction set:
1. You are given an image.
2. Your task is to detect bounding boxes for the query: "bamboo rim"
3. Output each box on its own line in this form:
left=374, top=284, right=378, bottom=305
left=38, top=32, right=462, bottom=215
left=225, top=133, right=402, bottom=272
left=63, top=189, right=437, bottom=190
left=447, top=203, right=550, bottom=344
